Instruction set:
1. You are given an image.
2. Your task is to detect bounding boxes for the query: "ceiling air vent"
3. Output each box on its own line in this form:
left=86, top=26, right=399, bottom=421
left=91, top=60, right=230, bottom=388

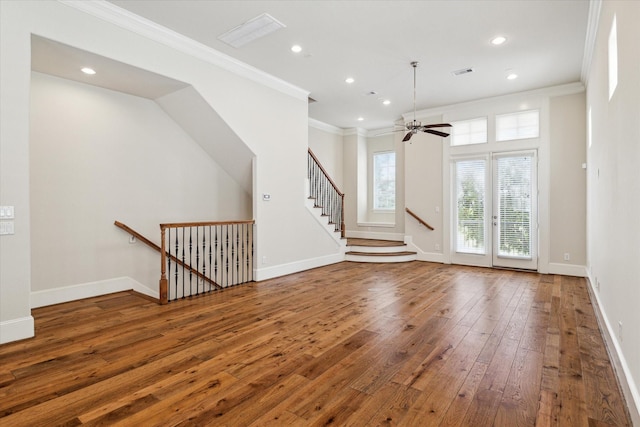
left=218, top=13, right=285, bottom=48
left=452, top=67, right=474, bottom=76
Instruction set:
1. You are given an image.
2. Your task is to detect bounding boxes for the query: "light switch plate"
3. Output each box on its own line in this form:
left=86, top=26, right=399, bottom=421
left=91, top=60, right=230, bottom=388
left=0, top=221, right=15, bottom=235
left=0, top=206, right=15, bottom=219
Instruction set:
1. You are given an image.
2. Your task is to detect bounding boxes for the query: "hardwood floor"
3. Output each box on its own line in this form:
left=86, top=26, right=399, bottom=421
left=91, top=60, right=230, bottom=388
left=0, top=262, right=631, bottom=426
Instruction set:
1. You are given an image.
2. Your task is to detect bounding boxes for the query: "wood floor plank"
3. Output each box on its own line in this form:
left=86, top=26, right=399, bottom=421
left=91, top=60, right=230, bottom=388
left=0, top=262, right=631, bottom=427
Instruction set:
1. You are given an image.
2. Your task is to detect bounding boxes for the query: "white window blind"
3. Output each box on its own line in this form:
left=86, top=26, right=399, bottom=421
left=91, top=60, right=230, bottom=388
left=451, top=117, right=487, bottom=146
left=496, top=155, right=533, bottom=258
left=455, top=159, right=486, bottom=254
left=496, top=110, right=539, bottom=141
left=373, top=151, right=395, bottom=210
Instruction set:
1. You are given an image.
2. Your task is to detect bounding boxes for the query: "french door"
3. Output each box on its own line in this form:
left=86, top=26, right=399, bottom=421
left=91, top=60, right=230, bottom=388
left=451, top=150, right=537, bottom=270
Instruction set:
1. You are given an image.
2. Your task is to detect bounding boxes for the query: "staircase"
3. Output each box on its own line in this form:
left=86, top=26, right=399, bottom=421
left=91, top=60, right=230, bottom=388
left=306, top=149, right=418, bottom=263
left=346, top=238, right=417, bottom=263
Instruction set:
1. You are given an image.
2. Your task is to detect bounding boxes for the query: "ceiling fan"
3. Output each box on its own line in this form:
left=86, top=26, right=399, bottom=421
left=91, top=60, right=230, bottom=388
left=397, top=61, right=451, bottom=142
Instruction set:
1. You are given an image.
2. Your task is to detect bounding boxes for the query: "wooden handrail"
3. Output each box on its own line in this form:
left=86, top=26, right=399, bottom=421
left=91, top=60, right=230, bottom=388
left=114, top=221, right=222, bottom=299
left=405, top=208, right=434, bottom=230
left=308, top=148, right=344, bottom=196
left=159, top=219, right=255, bottom=229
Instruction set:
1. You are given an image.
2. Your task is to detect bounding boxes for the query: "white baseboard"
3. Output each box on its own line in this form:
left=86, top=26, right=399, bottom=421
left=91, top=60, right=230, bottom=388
left=0, top=316, right=35, bottom=344
left=255, top=252, right=344, bottom=281
left=404, top=235, right=446, bottom=264
left=547, top=262, right=587, bottom=277
left=586, top=275, right=640, bottom=426
left=345, top=230, right=405, bottom=241
left=31, top=277, right=157, bottom=309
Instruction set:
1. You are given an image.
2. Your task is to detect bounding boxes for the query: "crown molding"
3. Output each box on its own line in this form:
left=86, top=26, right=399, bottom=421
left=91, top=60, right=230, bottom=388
left=308, top=118, right=344, bottom=135
left=342, top=127, right=368, bottom=137
left=581, top=0, right=602, bottom=84
left=57, top=0, right=309, bottom=101
left=404, top=82, right=586, bottom=121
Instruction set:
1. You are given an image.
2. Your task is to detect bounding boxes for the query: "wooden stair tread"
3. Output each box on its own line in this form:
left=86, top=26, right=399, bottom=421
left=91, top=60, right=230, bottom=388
left=346, top=251, right=416, bottom=256
left=347, top=238, right=406, bottom=247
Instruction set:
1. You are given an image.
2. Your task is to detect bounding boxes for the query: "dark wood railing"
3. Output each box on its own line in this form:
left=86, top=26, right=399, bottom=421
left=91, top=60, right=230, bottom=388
left=405, top=208, right=434, bottom=230
left=308, top=148, right=345, bottom=237
left=115, top=220, right=254, bottom=304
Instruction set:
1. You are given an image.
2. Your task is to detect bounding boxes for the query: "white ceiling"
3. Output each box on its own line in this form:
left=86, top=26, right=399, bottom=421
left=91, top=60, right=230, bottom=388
left=63, top=1, right=590, bottom=130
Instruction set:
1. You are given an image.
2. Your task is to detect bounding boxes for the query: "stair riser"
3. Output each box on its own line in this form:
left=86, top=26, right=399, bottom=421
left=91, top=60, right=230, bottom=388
left=347, top=245, right=407, bottom=254
left=346, top=254, right=416, bottom=263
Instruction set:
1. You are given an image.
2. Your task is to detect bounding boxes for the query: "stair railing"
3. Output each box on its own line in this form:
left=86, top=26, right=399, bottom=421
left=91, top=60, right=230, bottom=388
left=115, top=220, right=254, bottom=304
left=159, top=220, right=255, bottom=304
left=308, top=148, right=345, bottom=238
left=405, top=207, right=434, bottom=230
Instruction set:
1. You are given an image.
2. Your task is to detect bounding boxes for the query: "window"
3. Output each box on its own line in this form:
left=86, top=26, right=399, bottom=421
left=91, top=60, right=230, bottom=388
left=451, top=117, right=487, bottom=146
left=454, top=158, right=486, bottom=254
left=373, top=151, right=395, bottom=210
left=608, top=15, right=618, bottom=100
left=496, top=110, right=539, bottom=141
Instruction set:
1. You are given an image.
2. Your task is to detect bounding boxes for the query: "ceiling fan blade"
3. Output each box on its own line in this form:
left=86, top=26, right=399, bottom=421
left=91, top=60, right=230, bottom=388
left=402, top=132, right=413, bottom=142
left=424, top=129, right=450, bottom=137
left=422, top=123, right=452, bottom=129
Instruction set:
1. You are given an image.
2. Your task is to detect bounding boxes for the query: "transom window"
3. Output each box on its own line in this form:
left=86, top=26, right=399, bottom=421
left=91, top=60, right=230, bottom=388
left=373, top=151, right=395, bottom=210
left=451, top=117, right=487, bottom=146
left=496, top=110, right=539, bottom=141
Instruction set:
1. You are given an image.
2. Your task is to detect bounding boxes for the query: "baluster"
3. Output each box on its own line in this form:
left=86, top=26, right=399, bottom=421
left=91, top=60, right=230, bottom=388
left=201, top=227, right=206, bottom=293
left=225, top=224, right=230, bottom=287
left=215, top=226, right=219, bottom=285
left=174, top=227, right=179, bottom=301
left=189, top=227, right=193, bottom=297
left=245, top=223, right=251, bottom=282
left=208, top=226, right=212, bottom=292
left=181, top=228, right=186, bottom=299
left=234, top=224, right=242, bottom=285
left=195, top=227, right=200, bottom=296
left=167, top=228, right=171, bottom=302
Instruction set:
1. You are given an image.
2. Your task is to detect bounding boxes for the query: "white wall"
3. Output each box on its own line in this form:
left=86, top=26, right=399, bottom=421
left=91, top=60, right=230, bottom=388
left=308, top=121, right=344, bottom=189
left=549, top=92, right=587, bottom=268
left=404, top=115, right=445, bottom=261
left=586, top=0, right=640, bottom=421
left=0, top=1, right=341, bottom=343
left=29, top=72, right=251, bottom=295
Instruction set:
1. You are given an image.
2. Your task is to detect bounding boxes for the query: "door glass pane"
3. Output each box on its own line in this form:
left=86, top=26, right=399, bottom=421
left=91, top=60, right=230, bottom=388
left=497, top=155, right=532, bottom=258
left=455, top=159, right=485, bottom=254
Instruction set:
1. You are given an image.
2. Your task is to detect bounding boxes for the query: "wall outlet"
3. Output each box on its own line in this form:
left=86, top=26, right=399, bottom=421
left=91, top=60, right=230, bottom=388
left=596, top=278, right=600, bottom=291
left=434, top=243, right=440, bottom=251
left=262, top=256, right=268, bottom=264
left=563, top=252, right=570, bottom=261
left=129, top=235, right=136, bottom=244
left=435, top=206, right=440, bottom=214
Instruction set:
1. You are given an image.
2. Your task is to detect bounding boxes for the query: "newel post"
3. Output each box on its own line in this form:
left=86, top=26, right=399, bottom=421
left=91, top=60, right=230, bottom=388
left=159, top=225, right=168, bottom=304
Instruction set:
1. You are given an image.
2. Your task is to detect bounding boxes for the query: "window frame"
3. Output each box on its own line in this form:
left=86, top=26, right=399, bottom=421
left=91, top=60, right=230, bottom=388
left=372, top=150, right=396, bottom=211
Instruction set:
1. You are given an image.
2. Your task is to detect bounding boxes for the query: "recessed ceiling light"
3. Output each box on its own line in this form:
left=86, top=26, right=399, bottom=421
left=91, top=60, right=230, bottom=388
left=291, top=44, right=302, bottom=53
left=81, top=67, right=96, bottom=75
left=491, top=36, right=507, bottom=45
left=357, top=117, right=364, bottom=121
left=382, top=99, right=391, bottom=105
left=345, top=77, right=355, bottom=84
left=507, top=73, right=518, bottom=80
